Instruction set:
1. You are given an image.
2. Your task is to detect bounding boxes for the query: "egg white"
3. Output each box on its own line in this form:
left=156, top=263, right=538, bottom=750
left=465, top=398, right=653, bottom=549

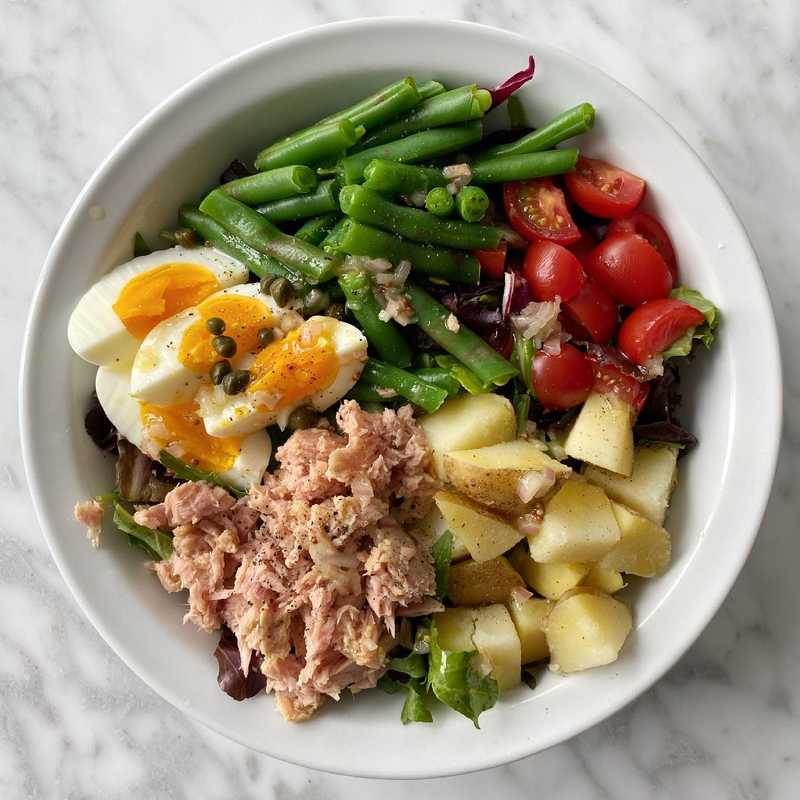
left=196, top=316, right=368, bottom=436
left=96, top=364, right=271, bottom=490
left=129, top=283, right=304, bottom=406
left=68, top=246, right=248, bottom=368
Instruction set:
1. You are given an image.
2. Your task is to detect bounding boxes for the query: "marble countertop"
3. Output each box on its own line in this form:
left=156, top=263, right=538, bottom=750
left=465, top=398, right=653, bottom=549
left=3, top=1, right=799, bottom=797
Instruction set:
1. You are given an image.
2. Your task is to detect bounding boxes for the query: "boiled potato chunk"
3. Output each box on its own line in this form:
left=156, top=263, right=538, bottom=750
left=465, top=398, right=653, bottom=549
left=529, top=480, right=621, bottom=563
left=435, top=490, right=524, bottom=562
left=583, top=564, right=625, bottom=594
left=506, top=592, right=551, bottom=663
left=600, top=501, right=672, bottom=577
left=435, top=607, right=476, bottom=652
left=565, top=391, right=634, bottom=476
left=419, top=394, right=516, bottom=479
left=472, top=604, right=522, bottom=690
left=583, top=444, right=679, bottom=525
left=508, top=544, right=590, bottom=600
left=411, top=505, right=469, bottom=561
left=546, top=590, right=633, bottom=673
left=448, top=556, right=524, bottom=605
left=442, top=440, right=571, bottom=513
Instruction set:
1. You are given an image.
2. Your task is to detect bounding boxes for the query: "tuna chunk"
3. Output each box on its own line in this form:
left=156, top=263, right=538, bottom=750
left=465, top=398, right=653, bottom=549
left=74, top=499, right=104, bottom=548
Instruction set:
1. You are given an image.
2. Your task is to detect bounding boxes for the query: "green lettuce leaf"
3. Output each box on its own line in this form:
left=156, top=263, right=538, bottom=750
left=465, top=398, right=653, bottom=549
left=426, top=621, right=498, bottom=728
left=401, top=680, right=433, bottom=724
left=432, top=530, right=454, bottom=601
left=112, top=502, right=173, bottom=561
left=377, top=674, right=407, bottom=694
left=664, top=287, right=720, bottom=358
left=159, top=450, right=246, bottom=499
left=388, top=652, right=428, bottom=680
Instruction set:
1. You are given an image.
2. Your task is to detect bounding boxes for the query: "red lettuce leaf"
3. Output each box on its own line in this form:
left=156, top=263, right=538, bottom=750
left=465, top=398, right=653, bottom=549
left=214, top=626, right=266, bottom=701
left=488, top=56, right=536, bottom=108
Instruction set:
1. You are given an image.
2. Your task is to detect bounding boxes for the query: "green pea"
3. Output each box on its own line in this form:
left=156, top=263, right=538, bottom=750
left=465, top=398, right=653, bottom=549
left=210, top=360, right=231, bottom=385
left=206, top=317, right=226, bottom=335
left=222, top=369, right=251, bottom=395
left=302, top=288, right=329, bottom=317
left=270, top=277, right=293, bottom=307
left=212, top=335, right=237, bottom=358
left=257, top=327, right=274, bottom=347
left=287, top=406, right=320, bottom=430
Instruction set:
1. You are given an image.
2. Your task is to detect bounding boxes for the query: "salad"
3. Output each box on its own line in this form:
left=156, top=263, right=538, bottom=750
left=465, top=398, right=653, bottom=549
left=70, top=57, right=719, bottom=727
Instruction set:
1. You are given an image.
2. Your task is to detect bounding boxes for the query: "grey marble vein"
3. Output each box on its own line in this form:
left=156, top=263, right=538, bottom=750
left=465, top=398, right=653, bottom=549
left=2, top=1, right=799, bottom=798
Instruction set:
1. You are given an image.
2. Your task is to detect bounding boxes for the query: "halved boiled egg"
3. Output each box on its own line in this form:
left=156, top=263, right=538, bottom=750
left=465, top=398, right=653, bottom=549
left=96, top=364, right=270, bottom=490
left=130, top=283, right=304, bottom=405
left=196, top=315, right=368, bottom=436
left=68, top=246, right=248, bottom=367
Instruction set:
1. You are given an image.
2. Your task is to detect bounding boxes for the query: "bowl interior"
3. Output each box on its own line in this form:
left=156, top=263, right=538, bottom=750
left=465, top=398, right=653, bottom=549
left=21, top=19, right=780, bottom=778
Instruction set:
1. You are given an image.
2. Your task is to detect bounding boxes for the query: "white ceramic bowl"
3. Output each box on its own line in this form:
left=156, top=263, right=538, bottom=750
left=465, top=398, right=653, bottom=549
left=20, top=19, right=781, bottom=779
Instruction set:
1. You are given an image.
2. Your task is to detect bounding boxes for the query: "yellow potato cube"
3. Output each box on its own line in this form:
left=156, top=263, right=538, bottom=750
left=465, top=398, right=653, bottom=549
left=448, top=556, right=525, bottom=606
left=508, top=544, right=590, bottom=600
left=565, top=391, right=634, bottom=476
left=583, top=564, right=625, bottom=594
left=600, top=502, right=672, bottom=577
left=506, top=592, right=551, bottom=663
left=472, top=604, right=522, bottom=690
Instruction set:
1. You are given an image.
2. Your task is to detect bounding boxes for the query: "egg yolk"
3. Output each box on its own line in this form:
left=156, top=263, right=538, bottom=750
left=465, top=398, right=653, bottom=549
left=248, top=324, right=338, bottom=410
left=113, top=263, right=220, bottom=339
left=140, top=401, right=242, bottom=472
left=178, top=294, right=272, bottom=373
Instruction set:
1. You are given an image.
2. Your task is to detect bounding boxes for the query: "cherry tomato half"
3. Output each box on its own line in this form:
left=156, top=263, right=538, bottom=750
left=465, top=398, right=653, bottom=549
left=473, top=241, right=508, bottom=280
left=532, top=343, right=594, bottom=410
left=562, top=279, right=618, bottom=344
left=564, top=156, right=646, bottom=218
left=618, top=298, right=706, bottom=365
left=608, top=211, right=677, bottom=280
left=586, top=348, right=651, bottom=413
left=567, top=229, right=598, bottom=265
left=585, top=232, right=673, bottom=307
left=503, top=178, right=581, bottom=245
left=523, top=240, right=586, bottom=302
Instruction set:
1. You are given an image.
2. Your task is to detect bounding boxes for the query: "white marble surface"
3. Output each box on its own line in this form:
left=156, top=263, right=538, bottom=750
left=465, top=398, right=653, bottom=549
left=3, top=1, right=799, bottom=797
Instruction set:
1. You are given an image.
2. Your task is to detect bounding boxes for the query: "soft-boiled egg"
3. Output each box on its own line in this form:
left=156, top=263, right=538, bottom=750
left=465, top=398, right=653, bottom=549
left=129, top=283, right=304, bottom=405
left=196, top=315, right=368, bottom=436
left=96, top=364, right=271, bottom=490
left=68, top=246, right=248, bottom=367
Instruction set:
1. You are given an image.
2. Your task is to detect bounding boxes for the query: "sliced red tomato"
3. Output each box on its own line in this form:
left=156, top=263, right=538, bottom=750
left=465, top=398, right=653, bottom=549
left=586, top=347, right=651, bottom=413
left=503, top=178, right=581, bottom=245
left=562, top=279, right=618, bottom=344
left=532, top=343, right=594, bottom=410
left=618, top=298, right=706, bottom=365
left=523, top=240, right=585, bottom=303
left=564, top=156, right=646, bottom=218
left=559, top=311, right=592, bottom=342
left=567, top=229, right=598, bottom=265
left=608, top=211, right=677, bottom=280
left=473, top=241, right=508, bottom=280
left=585, top=232, right=673, bottom=307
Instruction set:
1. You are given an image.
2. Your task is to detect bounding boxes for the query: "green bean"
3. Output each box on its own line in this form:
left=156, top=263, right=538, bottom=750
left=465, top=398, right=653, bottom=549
left=339, top=185, right=502, bottom=250
left=255, top=179, right=340, bottom=223
left=358, top=85, right=492, bottom=149
left=425, top=187, right=455, bottom=217
left=405, top=282, right=517, bottom=386
left=317, top=78, right=421, bottom=131
left=454, top=185, right=490, bottom=222
left=475, top=103, right=596, bottom=162
left=347, top=383, right=391, bottom=405
left=337, top=271, right=413, bottom=367
left=416, top=80, right=446, bottom=100
left=255, top=119, right=365, bottom=172
left=328, top=220, right=480, bottom=284
left=340, top=121, right=483, bottom=184
left=293, top=213, right=341, bottom=245
left=198, top=190, right=339, bottom=283
left=319, top=216, right=350, bottom=252
left=362, top=159, right=445, bottom=196
left=434, top=354, right=491, bottom=395
left=470, top=148, right=579, bottom=184
left=411, top=367, right=461, bottom=397
left=220, top=165, right=317, bottom=205
left=357, top=358, right=449, bottom=414
left=507, top=95, right=529, bottom=129
left=178, top=205, right=307, bottom=289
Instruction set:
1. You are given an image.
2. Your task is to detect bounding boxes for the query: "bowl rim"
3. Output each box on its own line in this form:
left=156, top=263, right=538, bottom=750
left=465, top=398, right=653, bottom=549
left=19, top=17, right=782, bottom=778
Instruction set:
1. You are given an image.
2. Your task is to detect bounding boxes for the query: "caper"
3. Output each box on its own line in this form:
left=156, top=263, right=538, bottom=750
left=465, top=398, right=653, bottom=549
left=326, top=302, right=345, bottom=320
left=269, top=277, right=293, bottom=307
left=222, top=369, right=251, bottom=395
left=287, top=406, right=320, bottom=431
left=302, top=288, right=329, bottom=317
left=206, top=316, right=226, bottom=335
left=259, top=275, right=274, bottom=294
left=173, top=227, right=198, bottom=248
left=257, top=327, right=274, bottom=347
left=210, top=360, right=231, bottom=385
left=212, top=335, right=237, bottom=358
